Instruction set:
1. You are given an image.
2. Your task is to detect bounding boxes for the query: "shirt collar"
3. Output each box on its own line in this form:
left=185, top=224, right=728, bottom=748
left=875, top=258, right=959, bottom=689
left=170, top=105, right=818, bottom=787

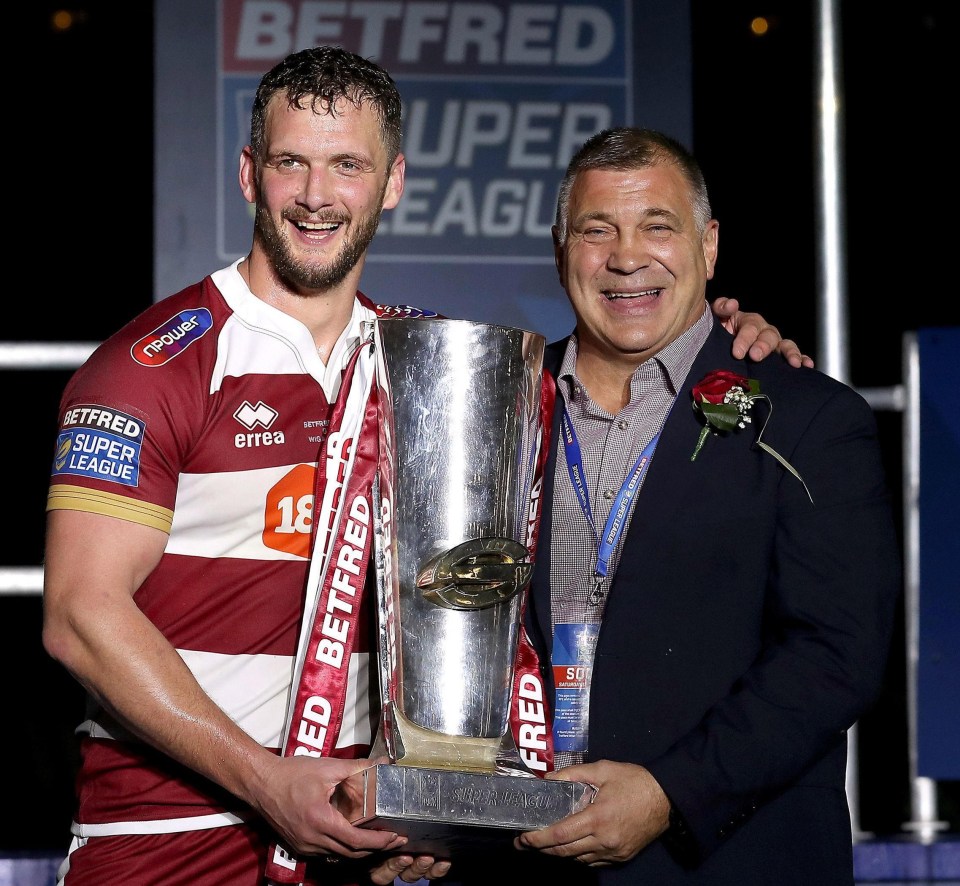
left=558, top=302, right=714, bottom=404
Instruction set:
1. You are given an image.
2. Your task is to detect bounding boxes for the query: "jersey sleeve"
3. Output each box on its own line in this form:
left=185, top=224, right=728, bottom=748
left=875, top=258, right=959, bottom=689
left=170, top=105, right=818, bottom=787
left=48, top=288, right=219, bottom=533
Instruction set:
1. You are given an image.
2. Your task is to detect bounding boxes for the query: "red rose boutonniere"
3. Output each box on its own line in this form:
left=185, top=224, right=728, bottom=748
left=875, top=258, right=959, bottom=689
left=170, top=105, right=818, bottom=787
left=690, top=370, right=813, bottom=504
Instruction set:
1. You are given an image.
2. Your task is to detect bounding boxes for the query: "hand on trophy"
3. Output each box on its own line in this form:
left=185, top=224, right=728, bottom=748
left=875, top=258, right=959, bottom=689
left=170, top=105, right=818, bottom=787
left=328, top=759, right=452, bottom=882
left=368, top=851, right=453, bottom=885
left=331, top=758, right=386, bottom=825
left=515, top=760, right=669, bottom=867
left=254, top=755, right=407, bottom=860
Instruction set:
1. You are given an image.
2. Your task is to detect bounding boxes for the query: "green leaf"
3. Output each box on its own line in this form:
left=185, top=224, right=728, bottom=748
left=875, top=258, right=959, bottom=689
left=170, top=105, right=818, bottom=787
left=700, top=402, right=741, bottom=431
left=757, top=442, right=814, bottom=505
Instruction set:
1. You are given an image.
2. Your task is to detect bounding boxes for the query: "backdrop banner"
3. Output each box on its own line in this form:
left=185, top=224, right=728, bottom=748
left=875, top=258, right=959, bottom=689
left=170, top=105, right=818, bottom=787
left=155, top=0, right=692, bottom=343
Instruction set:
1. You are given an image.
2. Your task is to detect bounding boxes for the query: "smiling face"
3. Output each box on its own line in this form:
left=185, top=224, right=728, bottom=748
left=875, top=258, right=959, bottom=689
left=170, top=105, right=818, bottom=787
left=240, top=93, right=404, bottom=296
left=556, top=162, right=718, bottom=377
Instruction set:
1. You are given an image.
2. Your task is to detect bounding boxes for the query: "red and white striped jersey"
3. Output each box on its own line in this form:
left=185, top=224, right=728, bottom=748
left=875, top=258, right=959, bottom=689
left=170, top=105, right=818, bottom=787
left=47, top=260, right=432, bottom=836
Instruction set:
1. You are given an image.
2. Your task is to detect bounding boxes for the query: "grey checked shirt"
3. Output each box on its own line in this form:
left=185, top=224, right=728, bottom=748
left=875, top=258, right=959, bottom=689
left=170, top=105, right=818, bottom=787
left=550, top=304, right=713, bottom=768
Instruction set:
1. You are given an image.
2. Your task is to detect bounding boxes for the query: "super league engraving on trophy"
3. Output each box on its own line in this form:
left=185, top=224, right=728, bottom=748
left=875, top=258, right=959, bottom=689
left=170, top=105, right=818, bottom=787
left=356, top=318, right=596, bottom=855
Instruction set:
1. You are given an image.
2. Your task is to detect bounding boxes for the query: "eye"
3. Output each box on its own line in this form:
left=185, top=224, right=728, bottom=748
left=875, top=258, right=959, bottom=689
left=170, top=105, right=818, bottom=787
left=645, top=224, right=674, bottom=239
left=334, top=157, right=369, bottom=176
left=270, top=156, right=303, bottom=172
left=580, top=227, right=615, bottom=244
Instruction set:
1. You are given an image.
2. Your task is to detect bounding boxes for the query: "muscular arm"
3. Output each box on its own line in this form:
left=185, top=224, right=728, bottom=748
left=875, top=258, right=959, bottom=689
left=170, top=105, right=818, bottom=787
left=41, top=508, right=403, bottom=859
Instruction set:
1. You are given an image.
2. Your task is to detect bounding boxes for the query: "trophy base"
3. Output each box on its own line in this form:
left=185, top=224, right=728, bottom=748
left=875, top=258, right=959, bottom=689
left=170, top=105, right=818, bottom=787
left=356, top=763, right=596, bottom=856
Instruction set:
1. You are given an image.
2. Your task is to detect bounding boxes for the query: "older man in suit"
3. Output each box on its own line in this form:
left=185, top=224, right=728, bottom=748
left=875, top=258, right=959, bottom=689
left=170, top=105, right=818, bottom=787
left=514, top=127, right=900, bottom=885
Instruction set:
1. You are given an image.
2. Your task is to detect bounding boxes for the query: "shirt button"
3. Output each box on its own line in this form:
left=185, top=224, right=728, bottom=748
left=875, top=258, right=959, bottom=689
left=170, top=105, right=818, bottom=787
left=618, top=420, right=629, bottom=430
left=603, top=489, right=614, bottom=500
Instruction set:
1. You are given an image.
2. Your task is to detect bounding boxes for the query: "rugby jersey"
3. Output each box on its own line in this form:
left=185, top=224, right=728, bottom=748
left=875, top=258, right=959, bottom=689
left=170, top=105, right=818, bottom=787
left=48, top=259, right=433, bottom=835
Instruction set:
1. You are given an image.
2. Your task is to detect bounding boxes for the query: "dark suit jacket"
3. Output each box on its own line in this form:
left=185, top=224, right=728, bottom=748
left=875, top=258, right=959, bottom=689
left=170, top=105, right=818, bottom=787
left=520, top=321, right=901, bottom=885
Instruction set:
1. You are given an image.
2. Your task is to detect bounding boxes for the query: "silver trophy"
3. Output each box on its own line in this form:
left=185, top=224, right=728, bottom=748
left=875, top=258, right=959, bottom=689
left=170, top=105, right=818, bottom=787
left=357, top=317, right=595, bottom=855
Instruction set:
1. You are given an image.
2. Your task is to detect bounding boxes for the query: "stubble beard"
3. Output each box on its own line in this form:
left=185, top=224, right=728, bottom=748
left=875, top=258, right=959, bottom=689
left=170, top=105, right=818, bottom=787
left=254, top=203, right=383, bottom=293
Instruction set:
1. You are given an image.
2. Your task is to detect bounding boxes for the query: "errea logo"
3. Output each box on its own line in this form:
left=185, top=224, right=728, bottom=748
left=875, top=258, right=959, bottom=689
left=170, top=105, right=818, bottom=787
left=233, top=400, right=284, bottom=448
left=235, top=400, right=278, bottom=430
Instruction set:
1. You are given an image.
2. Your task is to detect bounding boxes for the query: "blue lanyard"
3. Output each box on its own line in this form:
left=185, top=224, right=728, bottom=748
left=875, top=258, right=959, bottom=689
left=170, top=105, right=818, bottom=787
left=560, top=406, right=661, bottom=604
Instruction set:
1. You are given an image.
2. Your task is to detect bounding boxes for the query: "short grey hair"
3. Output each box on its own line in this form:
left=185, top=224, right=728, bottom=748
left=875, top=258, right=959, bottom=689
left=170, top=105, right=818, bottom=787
left=554, top=127, right=712, bottom=243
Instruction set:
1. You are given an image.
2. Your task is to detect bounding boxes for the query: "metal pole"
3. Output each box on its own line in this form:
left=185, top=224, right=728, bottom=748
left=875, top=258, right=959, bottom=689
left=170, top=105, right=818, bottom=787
left=814, top=0, right=866, bottom=840
left=900, top=333, right=948, bottom=842
left=814, top=0, right=850, bottom=386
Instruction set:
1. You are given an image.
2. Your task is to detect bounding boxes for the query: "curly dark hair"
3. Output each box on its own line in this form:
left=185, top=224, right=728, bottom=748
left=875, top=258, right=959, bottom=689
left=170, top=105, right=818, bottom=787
left=249, top=46, right=403, bottom=164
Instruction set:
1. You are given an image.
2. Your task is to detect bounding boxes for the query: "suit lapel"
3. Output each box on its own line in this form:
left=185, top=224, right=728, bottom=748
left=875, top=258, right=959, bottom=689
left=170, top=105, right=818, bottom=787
left=616, top=326, right=744, bottom=574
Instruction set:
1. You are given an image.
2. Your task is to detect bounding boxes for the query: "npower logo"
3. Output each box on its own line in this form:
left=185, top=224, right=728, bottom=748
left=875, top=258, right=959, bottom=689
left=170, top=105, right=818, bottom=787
left=131, top=309, right=213, bottom=366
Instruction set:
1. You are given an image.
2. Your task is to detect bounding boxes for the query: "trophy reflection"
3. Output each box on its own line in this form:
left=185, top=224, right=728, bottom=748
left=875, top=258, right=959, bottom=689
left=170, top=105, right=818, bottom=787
left=356, top=317, right=595, bottom=854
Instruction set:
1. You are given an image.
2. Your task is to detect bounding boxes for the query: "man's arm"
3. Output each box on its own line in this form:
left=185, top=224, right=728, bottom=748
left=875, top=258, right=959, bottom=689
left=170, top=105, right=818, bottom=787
left=41, top=508, right=405, bottom=859
left=515, top=761, right=670, bottom=866
left=643, top=386, right=899, bottom=860
left=711, top=297, right=815, bottom=368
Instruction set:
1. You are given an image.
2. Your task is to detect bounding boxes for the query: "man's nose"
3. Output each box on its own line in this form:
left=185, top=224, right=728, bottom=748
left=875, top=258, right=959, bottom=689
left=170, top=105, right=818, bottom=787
left=607, top=232, right=649, bottom=273
left=299, top=167, right=333, bottom=212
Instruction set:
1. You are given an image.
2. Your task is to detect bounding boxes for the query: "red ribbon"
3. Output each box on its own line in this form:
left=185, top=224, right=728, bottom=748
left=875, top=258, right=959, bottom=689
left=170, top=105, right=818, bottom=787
left=266, top=340, right=380, bottom=885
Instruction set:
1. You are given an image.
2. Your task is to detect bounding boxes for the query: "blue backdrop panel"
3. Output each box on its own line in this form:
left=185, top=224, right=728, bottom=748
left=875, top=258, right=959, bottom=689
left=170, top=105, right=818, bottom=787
left=917, top=326, right=960, bottom=780
left=155, top=0, right=692, bottom=345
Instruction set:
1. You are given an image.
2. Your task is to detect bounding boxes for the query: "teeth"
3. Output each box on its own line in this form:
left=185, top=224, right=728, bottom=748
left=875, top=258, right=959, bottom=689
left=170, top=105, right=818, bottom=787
left=606, top=288, right=661, bottom=299
left=298, top=221, right=339, bottom=231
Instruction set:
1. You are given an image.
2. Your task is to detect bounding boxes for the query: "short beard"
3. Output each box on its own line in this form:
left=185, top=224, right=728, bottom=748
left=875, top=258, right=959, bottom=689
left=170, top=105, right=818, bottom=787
left=253, top=203, right=383, bottom=293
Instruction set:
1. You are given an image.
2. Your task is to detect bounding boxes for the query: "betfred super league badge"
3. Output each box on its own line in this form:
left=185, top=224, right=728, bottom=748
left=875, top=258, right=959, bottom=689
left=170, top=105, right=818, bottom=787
left=53, top=404, right=145, bottom=487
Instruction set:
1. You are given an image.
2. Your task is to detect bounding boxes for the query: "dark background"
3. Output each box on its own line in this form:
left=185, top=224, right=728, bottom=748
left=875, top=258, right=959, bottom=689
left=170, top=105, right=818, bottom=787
left=5, top=0, right=954, bottom=853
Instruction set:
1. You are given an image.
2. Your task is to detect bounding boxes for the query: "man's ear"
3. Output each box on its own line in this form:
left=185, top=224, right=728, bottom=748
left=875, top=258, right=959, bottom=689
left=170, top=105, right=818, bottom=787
left=239, top=146, right=257, bottom=206
left=382, top=153, right=405, bottom=211
left=703, top=219, right=719, bottom=280
left=552, top=225, right=565, bottom=282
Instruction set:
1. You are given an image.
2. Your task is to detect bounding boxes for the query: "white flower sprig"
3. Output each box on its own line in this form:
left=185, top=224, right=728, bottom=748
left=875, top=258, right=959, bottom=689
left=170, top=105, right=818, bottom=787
left=690, top=370, right=814, bottom=505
